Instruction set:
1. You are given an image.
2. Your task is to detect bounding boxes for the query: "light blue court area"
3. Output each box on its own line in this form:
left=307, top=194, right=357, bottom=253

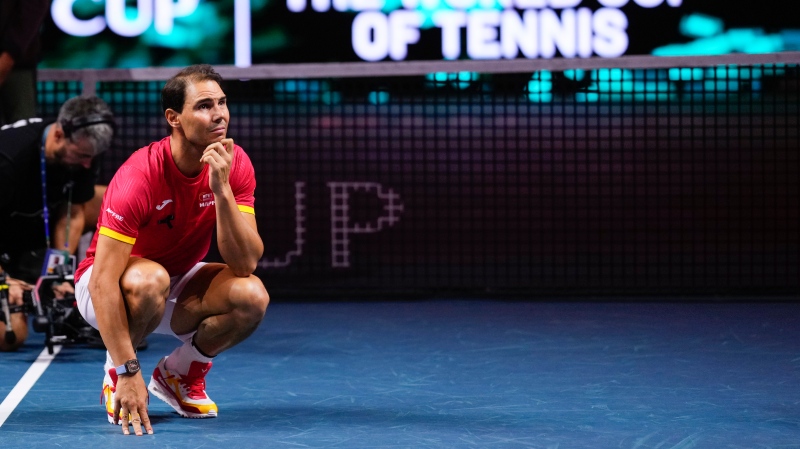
left=1, top=300, right=800, bottom=447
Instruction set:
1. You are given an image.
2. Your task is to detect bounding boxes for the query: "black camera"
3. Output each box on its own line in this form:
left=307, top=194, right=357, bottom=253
left=1, top=253, right=101, bottom=354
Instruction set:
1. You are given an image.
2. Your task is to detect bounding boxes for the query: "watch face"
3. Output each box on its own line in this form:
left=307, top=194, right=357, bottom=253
left=126, top=359, right=140, bottom=374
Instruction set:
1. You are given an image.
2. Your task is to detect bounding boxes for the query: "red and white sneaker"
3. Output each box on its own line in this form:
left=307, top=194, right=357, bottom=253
left=148, top=356, right=218, bottom=418
left=101, top=365, right=134, bottom=425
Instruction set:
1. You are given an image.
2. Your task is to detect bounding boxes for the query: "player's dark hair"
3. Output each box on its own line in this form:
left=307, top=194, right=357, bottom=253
left=161, top=64, right=224, bottom=113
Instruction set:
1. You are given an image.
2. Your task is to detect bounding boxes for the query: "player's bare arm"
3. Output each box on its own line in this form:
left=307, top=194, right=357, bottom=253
left=89, top=236, right=153, bottom=435
left=202, top=138, right=263, bottom=276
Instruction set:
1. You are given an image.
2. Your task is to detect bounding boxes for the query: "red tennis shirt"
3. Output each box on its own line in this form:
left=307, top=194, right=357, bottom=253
left=76, top=136, right=256, bottom=281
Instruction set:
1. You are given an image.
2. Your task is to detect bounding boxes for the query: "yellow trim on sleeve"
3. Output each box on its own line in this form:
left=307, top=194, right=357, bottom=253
left=238, top=205, right=255, bottom=215
left=98, top=226, right=136, bottom=245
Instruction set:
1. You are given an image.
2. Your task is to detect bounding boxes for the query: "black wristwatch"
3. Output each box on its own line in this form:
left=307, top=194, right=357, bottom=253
left=115, top=359, right=141, bottom=376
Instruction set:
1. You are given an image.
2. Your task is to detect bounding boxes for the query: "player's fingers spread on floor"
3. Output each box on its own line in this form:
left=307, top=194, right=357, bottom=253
left=141, top=411, right=154, bottom=435
left=131, top=413, right=143, bottom=436
left=121, top=408, right=130, bottom=435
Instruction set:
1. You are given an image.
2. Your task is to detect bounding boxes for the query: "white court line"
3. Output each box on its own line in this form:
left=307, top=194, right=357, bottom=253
left=0, top=345, right=61, bottom=427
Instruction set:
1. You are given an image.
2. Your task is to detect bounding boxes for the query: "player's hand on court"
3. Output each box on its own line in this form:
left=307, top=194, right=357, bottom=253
left=202, top=138, right=233, bottom=195
left=114, top=374, right=153, bottom=435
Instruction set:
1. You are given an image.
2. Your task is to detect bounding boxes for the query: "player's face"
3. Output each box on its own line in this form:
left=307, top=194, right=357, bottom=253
left=179, top=79, right=229, bottom=148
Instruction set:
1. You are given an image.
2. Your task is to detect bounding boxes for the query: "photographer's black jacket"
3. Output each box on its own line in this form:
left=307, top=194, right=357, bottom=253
left=0, top=119, right=98, bottom=281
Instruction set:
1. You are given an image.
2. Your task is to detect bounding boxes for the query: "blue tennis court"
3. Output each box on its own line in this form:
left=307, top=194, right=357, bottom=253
left=2, top=299, right=799, bottom=447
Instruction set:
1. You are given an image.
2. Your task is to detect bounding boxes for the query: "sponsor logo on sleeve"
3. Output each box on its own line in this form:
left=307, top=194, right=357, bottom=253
left=105, top=208, right=124, bottom=221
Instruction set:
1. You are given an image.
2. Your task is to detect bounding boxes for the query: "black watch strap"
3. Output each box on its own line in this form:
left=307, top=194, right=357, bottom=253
left=115, top=358, right=141, bottom=376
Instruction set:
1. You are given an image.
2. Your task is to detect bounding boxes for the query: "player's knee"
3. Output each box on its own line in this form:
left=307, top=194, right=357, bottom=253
left=121, top=264, right=170, bottom=307
left=230, top=276, right=269, bottom=321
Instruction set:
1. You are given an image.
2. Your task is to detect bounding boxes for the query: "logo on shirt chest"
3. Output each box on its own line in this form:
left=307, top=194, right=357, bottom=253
left=154, top=197, right=175, bottom=228
left=199, top=192, right=215, bottom=208
left=156, top=199, right=173, bottom=210
left=157, top=214, right=175, bottom=229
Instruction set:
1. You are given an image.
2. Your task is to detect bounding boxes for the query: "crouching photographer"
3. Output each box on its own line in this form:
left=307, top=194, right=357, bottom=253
left=0, top=96, right=115, bottom=351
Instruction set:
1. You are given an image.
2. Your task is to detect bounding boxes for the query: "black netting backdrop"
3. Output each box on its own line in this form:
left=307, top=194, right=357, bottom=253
left=38, top=63, right=799, bottom=298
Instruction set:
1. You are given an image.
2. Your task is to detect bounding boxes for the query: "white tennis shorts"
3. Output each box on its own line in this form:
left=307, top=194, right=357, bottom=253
left=75, top=262, right=206, bottom=341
